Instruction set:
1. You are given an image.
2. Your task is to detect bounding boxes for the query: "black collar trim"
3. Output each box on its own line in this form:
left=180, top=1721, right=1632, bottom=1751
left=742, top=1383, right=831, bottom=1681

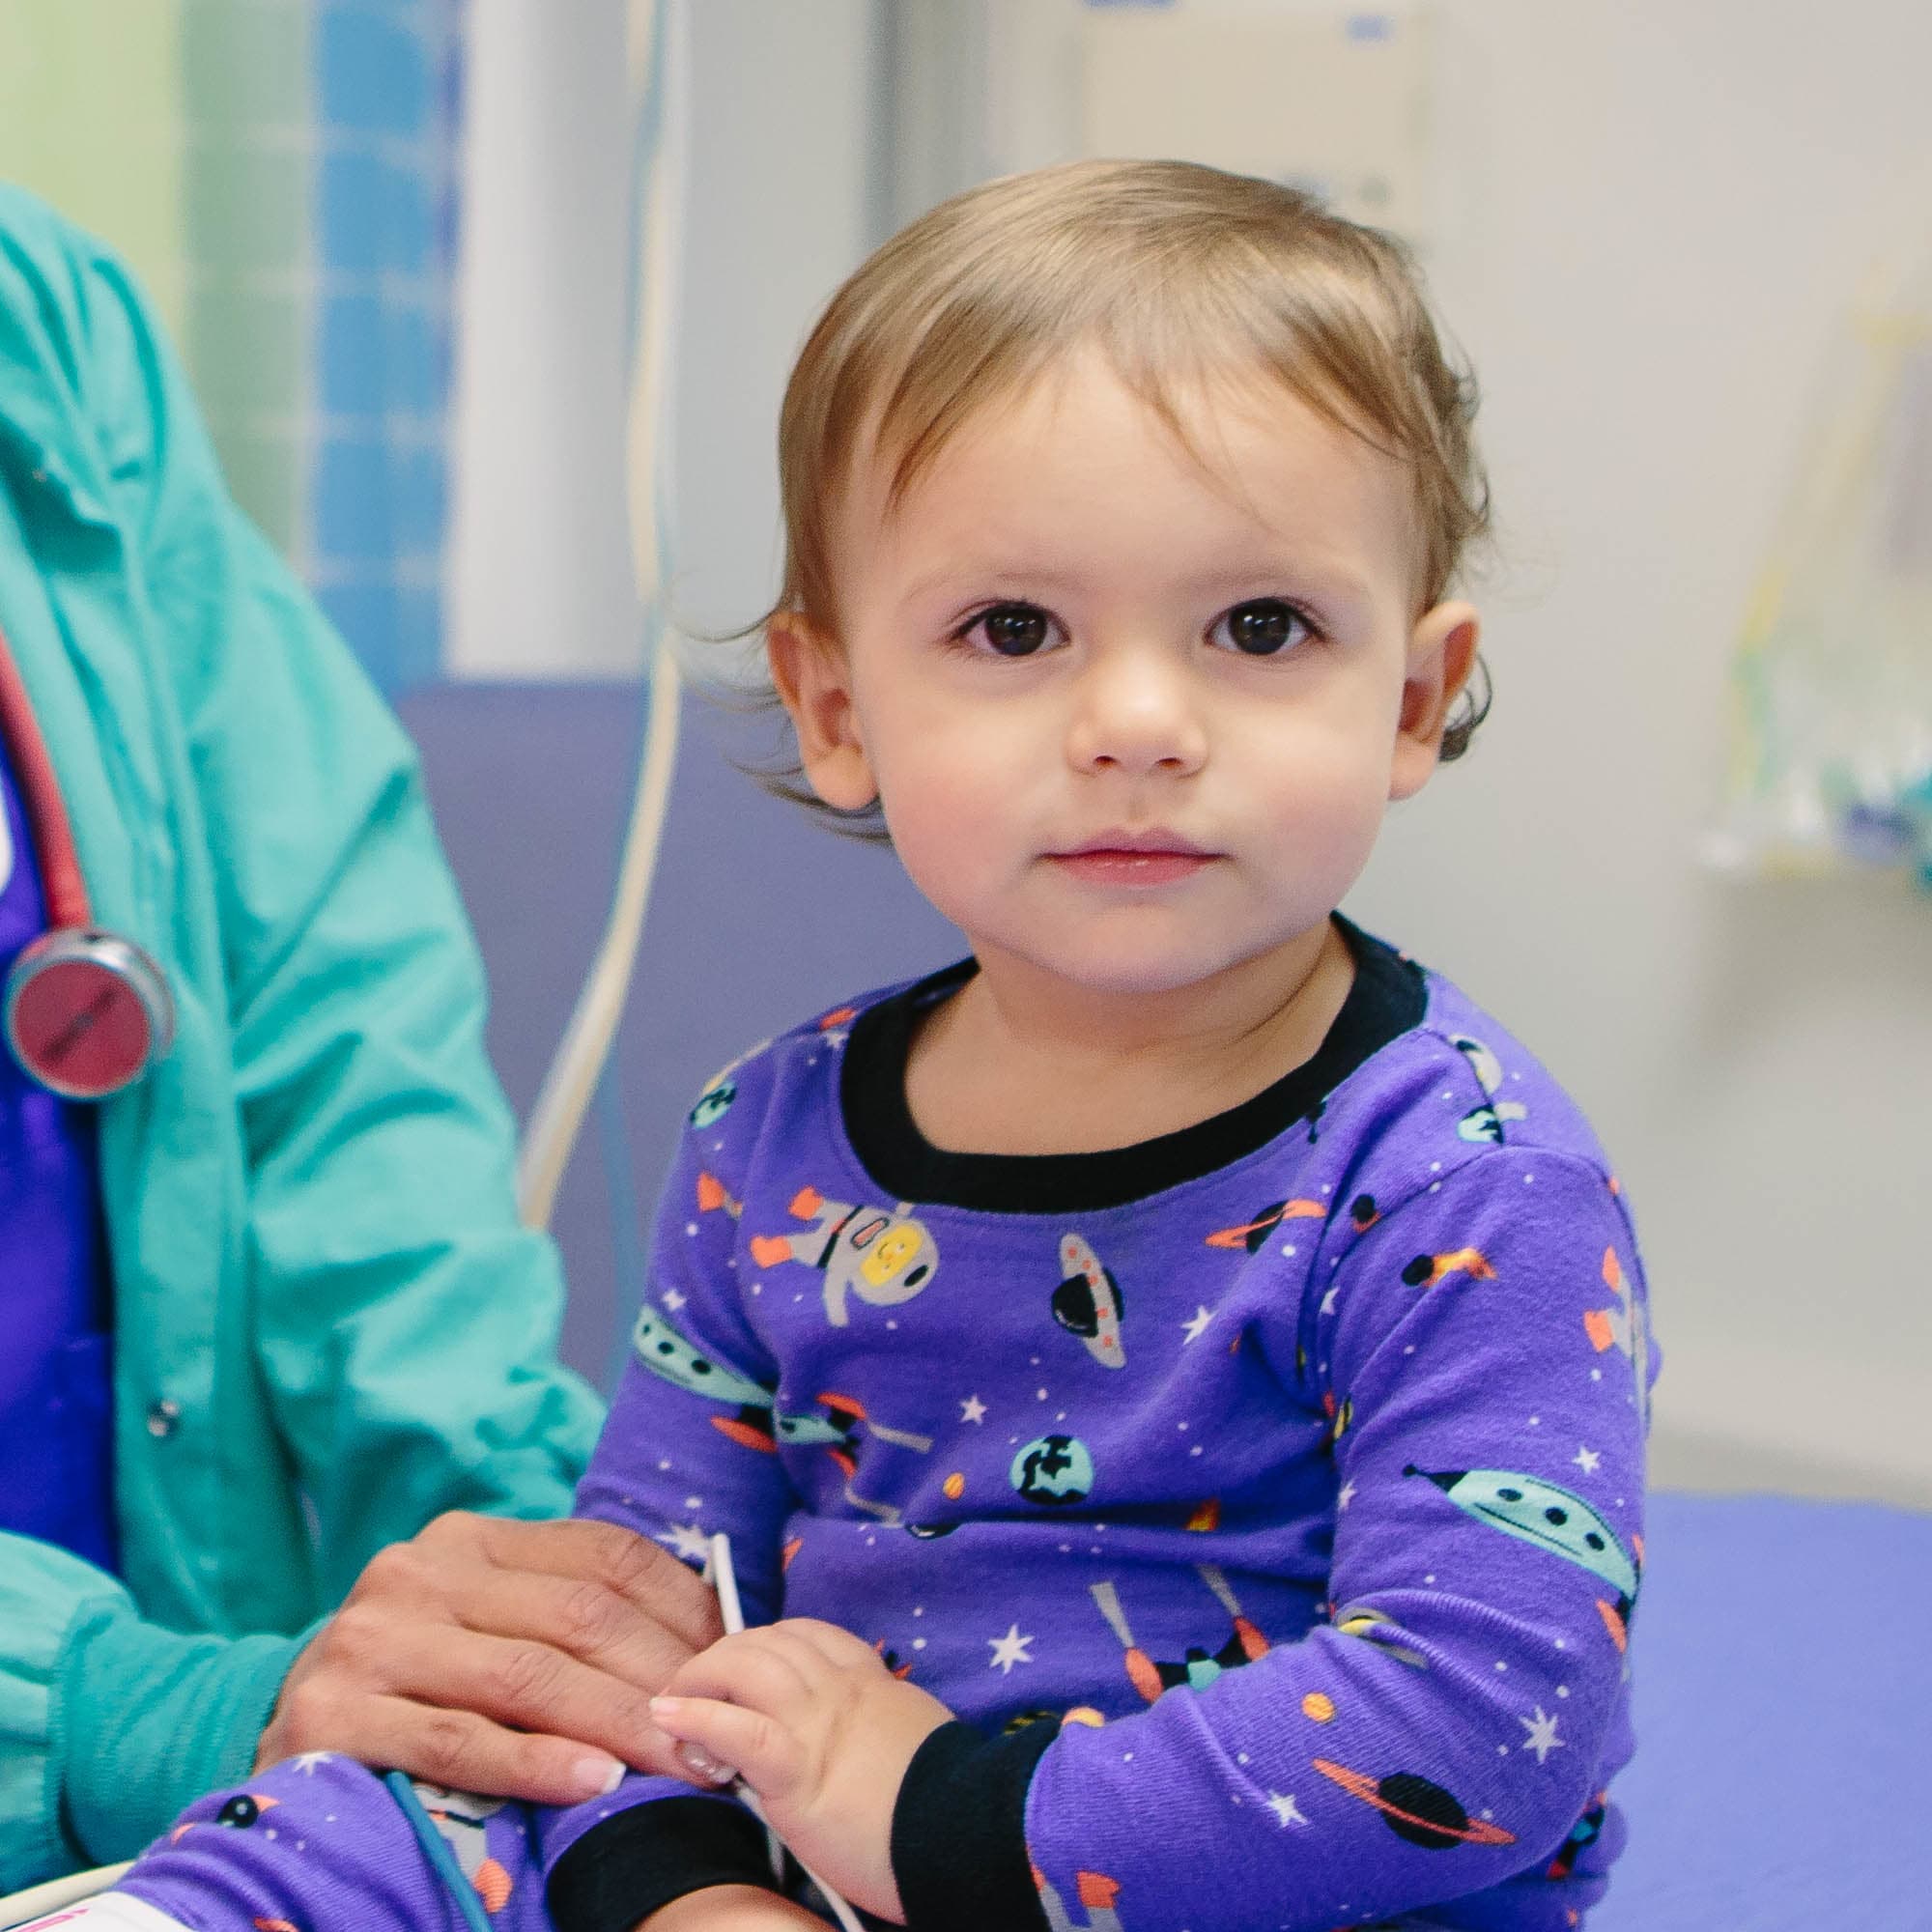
left=838, top=918, right=1426, bottom=1214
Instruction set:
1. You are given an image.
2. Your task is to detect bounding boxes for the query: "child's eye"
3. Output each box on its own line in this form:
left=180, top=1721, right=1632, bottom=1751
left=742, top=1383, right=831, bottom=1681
left=958, top=602, right=1060, bottom=657
left=1212, top=598, right=1316, bottom=657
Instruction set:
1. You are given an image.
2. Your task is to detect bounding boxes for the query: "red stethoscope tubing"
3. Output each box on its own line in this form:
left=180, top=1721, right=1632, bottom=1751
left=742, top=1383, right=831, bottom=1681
left=0, top=621, right=91, bottom=930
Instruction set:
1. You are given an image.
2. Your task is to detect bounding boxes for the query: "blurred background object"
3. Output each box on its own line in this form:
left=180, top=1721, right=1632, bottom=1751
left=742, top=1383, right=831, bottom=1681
left=1708, top=244, right=1932, bottom=893
left=0, top=0, right=466, bottom=691
left=3, top=0, right=1926, bottom=1516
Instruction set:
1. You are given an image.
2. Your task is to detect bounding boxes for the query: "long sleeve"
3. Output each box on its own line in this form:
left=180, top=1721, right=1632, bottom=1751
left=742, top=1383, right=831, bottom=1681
left=0, top=1539, right=305, bottom=1887
left=897, top=1149, right=1652, bottom=1932
left=69, top=217, right=603, bottom=1598
left=0, top=190, right=602, bottom=1887
left=543, top=1071, right=805, bottom=1927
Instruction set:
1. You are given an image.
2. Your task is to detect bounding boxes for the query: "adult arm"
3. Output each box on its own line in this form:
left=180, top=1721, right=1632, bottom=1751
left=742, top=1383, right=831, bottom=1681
left=86, top=256, right=601, bottom=1596
left=0, top=1538, right=301, bottom=1890
left=0, top=198, right=705, bottom=1883
left=86, top=232, right=731, bottom=1798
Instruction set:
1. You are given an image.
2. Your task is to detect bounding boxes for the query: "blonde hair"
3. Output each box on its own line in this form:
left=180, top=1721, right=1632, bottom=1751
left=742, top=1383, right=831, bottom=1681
left=753, top=157, right=1492, bottom=831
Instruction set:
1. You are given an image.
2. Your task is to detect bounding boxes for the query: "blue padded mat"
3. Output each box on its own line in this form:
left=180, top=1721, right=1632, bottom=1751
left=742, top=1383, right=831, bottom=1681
left=1594, top=1491, right=1931, bottom=1931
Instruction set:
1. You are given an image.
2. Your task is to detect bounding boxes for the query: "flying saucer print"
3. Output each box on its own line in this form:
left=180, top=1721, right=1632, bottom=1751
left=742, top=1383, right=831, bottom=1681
left=1053, top=1233, right=1126, bottom=1368
left=1405, top=1465, right=1638, bottom=1610
left=1311, top=1759, right=1517, bottom=1851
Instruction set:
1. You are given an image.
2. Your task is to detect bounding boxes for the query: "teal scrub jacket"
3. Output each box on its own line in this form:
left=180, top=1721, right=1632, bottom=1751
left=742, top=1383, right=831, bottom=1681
left=0, top=188, right=604, bottom=1888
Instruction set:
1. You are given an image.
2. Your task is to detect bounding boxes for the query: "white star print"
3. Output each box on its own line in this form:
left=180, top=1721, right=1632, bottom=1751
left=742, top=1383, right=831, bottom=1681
left=1337, top=1481, right=1357, bottom=1511
left=1180, top=1305, right=1214, bottom=1344
left=1520, top=1706, right=1565, bottom=1764
left=987, top=1624, right=1035, bottom=1673
left=960, top=1395, right=987, bottom=1424
left=1264, top=1792, right=1309, bottom=1827
left=1573, top=1444, right=1602, bottom=1475
left=289, top=1752, right=335, bottom=1776
left=1320, top=1287, right=1338, bottom=1315
left=657, top=1521, right=711, bottom=1563
left=663, top=1288, right=687, bottom=1311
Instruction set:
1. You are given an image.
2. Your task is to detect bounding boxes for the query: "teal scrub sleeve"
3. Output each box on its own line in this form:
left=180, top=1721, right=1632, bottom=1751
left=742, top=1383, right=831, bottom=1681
left=71, top=235, right=603, bottom=1605
left=0, top=217, right=606, bottom=1886
left=0, top=1538, right=305, bottom=1885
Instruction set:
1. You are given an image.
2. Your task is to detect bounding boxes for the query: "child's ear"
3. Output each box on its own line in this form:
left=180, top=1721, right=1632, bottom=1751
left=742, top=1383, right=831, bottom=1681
left=1390, top=599, right=1481, bottom=801
left=767, top=613, right=878, bottom=811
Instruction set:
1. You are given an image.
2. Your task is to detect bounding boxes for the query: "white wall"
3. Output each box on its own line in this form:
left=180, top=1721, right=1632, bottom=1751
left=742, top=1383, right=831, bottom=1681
left=446, top=0, right=1932, bottom=1502
left=978, top=0, right=1932, bottom=1503
left=668, top=0, right=883, bottom=646
left=1357, top=1, right=1932, bottom=1506
left=447, top=0, right=640, bottom=677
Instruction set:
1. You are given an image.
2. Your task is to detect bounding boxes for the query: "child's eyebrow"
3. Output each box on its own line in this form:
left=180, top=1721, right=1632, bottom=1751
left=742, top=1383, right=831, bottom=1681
left=895, top=561, right=1090, bottom=605
left=1172, top=559, right=1375, bottom=606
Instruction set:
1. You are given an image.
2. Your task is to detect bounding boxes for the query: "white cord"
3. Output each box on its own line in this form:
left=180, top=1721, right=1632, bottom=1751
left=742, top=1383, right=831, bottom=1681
left=516, top=0, right=690, bottom=1230
left=706, top=1536, right=867, bottom=1932
left=515, top=636, right=681, bottom=1229
left=0, top=1860, right=132, bottom=1929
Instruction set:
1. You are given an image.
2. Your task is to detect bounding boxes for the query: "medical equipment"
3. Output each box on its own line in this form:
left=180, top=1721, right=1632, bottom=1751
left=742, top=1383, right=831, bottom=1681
left=1710, top=246, right=1932, bottom=893
left=0, top=622, right=175, bottom=1100
left=515, top=0, right=688, bottom=1233
left=384, top=1773, right=496, bottom=1932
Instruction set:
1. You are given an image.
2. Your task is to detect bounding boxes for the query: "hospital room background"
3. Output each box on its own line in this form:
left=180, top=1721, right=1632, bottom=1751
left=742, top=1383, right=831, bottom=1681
left=1, top=2, right=1928, bottom=1925
left=1, top=0, right=1925, bottom=1505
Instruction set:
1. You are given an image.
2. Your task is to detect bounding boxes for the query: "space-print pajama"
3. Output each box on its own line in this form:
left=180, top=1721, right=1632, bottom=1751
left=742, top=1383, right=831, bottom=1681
left=76, top=922, right=1654, bottom=1932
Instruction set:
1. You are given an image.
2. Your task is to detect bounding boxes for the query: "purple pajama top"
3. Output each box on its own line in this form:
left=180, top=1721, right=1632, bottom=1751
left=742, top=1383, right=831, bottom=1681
left=552, top=920, right=1656, bottom=1932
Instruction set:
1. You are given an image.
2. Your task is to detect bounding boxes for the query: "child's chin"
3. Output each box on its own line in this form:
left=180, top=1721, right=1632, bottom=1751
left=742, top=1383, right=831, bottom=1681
left=1024, top=937, right=1272, bottom=999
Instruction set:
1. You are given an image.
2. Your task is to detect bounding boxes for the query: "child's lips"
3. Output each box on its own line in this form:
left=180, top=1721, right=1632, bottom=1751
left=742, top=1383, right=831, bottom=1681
left=1049, top=838, right=1218, bottom=886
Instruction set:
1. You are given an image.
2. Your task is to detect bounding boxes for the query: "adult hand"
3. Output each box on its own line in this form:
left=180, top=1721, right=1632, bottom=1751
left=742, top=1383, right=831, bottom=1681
left=256, top=1513, right=723, bottom=1803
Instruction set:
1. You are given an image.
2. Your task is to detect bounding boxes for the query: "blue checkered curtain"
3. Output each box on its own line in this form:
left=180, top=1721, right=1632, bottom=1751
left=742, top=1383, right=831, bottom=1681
left=306, top=0, right=466, bottom=692
left=182, top=0, right=466, bottom=690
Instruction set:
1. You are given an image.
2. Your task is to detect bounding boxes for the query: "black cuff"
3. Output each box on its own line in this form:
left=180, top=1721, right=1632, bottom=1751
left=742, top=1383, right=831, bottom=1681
left=891, top=1719, right=1058, bottom=1932
left=548, top=1794, right=776, bottom=1932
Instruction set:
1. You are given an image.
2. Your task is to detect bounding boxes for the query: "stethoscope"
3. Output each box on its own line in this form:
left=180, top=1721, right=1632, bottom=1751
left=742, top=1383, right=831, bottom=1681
left=0, top=621, right=174, bottom=1100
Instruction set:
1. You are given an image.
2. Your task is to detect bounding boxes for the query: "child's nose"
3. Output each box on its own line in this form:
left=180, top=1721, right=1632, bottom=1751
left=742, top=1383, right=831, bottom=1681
left=1065, top=650, right=1207, bottom=778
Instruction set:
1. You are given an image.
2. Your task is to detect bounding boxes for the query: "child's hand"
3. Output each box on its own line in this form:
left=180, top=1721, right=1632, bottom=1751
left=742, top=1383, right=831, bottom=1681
left=639, top=1883, right=831, bottom=1931
left=649, top=1619, right=954, bottom=1922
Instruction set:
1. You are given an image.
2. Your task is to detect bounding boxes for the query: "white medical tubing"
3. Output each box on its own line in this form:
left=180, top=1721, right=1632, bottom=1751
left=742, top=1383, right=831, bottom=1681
left=704, top=1537, right=867, bottom=1932
left=517, top=0, right=690, bottom=1229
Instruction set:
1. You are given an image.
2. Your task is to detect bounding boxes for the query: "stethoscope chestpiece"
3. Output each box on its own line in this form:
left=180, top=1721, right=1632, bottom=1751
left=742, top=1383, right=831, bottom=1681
left=5, top=926, right=176, bottom=1100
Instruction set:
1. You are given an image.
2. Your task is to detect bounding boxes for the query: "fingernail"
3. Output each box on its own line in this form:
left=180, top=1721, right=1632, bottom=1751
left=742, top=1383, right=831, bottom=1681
left=676, top=1741, right=735, bottom=1785
left=574, top=1755, right=626, bottom=1798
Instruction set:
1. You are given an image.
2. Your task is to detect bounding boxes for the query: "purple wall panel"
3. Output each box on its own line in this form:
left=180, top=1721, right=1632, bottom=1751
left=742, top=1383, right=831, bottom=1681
left=394, top=683, right=962, bottom=1385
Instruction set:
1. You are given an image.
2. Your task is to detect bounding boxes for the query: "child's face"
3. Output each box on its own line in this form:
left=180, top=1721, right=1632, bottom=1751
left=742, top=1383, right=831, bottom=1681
left=774, top=352, right=1478, bottom=1000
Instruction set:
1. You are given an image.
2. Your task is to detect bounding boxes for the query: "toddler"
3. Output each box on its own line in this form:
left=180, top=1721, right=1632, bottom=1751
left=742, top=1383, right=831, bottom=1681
left=50, top=159, right=1654, bottom=1932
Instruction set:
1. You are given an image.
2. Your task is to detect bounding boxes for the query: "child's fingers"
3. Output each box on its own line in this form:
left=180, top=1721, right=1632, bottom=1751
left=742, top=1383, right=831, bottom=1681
left=649, top=1692, right=805, bottom=1798
left=668, top=1628, right=821, bottom=1717
left=766, top=1617, right=891, bottom=1671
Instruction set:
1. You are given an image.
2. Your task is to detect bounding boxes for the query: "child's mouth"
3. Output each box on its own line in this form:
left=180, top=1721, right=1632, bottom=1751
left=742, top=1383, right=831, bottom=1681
left=1051, top=837, right=1216, bottom=886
